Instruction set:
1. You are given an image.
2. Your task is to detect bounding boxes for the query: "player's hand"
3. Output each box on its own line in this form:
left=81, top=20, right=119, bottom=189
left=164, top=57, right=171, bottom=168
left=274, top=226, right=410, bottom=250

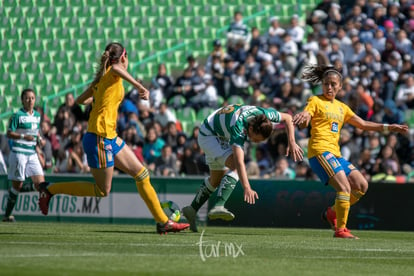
left=292, top=111, right=311, bottom=126
left=244, top=188, right=258, bottom=204
left=138, top=87, right=149, bottom=100
left=390, top=124, right=409, bottom=134
left=286, top=142, right=304, bottom=162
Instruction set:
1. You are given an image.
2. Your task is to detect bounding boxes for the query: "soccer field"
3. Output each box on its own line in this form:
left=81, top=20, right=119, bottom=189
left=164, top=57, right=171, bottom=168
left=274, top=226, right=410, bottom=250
left=1, top=223, right=414, bottom=276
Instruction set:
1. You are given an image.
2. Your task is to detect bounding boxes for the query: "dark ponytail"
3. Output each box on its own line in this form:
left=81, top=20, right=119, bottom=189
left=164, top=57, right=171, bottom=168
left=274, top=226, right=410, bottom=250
left=301, top=64, right=343, bottom=85
left=91, top=42, right=125, bottom=86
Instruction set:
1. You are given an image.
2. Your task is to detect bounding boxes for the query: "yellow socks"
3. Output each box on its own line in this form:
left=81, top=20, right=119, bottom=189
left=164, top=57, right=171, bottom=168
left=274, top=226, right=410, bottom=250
left=331, top=189, right=365, bottom=212
left=335, top=192, right=350, bottom=229
left=134, top=167, right=168, bottom=224
left=47, top=181, right=105, bottom=197
left=350, top=190, right=365, bottom=206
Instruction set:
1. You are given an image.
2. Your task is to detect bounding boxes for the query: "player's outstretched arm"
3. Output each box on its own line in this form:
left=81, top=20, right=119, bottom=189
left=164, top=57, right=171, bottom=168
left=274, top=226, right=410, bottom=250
left=112, top=64, right=149, bottom=100
left=76, top=86, right=94, bottom=105
left=232, top=145, right=258, bottom=204
left=347, top=115, right=409, bottom=134
left=280, top=112, right=304, bottom=162
left=292, top=110, right=311, bottom=129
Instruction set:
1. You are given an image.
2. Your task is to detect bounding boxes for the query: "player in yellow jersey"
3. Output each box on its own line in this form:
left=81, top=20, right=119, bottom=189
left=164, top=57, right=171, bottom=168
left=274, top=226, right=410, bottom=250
left=293, top=64, right=408, bottom=239
left=38, top=42, right=189, bottom=234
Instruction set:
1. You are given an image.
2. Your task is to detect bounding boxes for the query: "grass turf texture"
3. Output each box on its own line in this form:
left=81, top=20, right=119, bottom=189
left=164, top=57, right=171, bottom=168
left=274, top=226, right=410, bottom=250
left=1, top=223, right=414, bottom=276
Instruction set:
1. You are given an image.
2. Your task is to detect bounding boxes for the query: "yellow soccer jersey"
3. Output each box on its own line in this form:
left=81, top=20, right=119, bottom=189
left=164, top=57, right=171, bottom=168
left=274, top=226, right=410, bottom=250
left=305, top=95, right=355, bottom=158
left=87, top=67, right=124, bottom=139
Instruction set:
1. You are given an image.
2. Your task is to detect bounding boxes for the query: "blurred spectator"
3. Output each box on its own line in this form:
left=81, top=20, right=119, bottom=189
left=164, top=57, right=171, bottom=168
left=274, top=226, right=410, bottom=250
left=162, top=121, right=180, bottom=149
left=250, top=27, right=267, bottom=51
left=372, top=144, right=401, bottom=176
left=395, top=29, right=412, bottom=54
left=227, top=11, right=250, bottom=50
left=153, top=103, right=177, bottom=129
left=63, top=126, right=89, bottom=173
left=205, top=39, right=225, bottom=76
left=383, top=99, right=405, bottom=124
left=37, top=135, right=53, bottom=171
left=152, top=145, right=179, bottom=176
left=255, top=147, right=272, bottom=176
left=122, top=125, right=144, bottom=164
left=270, top=156, right=296, bottom=180
left=56, top=93, right=85, bottom=123
left=172, top=67, right=194, bottom=101
left=395, top=74, right=414, bottom=109
left=357, top=148, right=374, bottom=181
left=287, top=14, right=305, bottom=49
left=294, top=161, right=315, bottom=180
left=229, top=64, right=250, bottom=98
left=179, top=143, right=202, bottom=175
left=154, top=63, right=174, bottom=99
left=186, top=55, right=199, bottom=76
left=267, top=16, right=285, bottom=46
left=143, top=126, right=165, bottom=165
left=189, top=74, right=218, bottom=109
left=40, top=120, right=60, bottom=160
left=53, top=105, right=75, bottom=137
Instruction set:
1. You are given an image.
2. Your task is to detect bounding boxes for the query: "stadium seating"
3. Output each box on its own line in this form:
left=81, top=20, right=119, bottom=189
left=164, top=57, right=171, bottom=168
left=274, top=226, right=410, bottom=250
left=0, top=0, right=307, bottom=121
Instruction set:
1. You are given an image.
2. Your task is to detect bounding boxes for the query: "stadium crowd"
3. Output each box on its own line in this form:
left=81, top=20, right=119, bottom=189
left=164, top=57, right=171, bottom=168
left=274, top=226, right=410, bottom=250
left=1, top=0, right=414, bottom=182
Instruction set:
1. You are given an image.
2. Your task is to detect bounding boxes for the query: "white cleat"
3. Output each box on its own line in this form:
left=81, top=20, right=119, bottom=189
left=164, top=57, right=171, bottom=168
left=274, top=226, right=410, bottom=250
left=208, top=206, right=235, bottom=221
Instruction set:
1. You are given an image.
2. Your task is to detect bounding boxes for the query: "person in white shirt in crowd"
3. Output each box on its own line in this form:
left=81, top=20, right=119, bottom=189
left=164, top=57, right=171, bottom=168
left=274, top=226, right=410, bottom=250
left=287, top=14, right=305, bottom=48
left=395, top=74, right=414, bottom=109
left=153, top=103, right=177, bottom=129
left=267, top=16, right=285, bottom=46
left=227, top=11, right=250, bottom=50
left=395, top=29, right=412, bottom=54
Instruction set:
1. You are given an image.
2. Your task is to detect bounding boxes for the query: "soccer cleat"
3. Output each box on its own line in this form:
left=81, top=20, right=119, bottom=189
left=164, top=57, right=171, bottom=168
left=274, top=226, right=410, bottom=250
left=38, top=182, right=53, bottom=215
left=334, top=228, right=359, bottom=239
left=156, top=219, right=190, bottom=234
left=321, top=206, right=337, bottom=231
left=182, top=206, right=198, bottom=232
left=2, top=215, right=16, bottom=222
left=208, top=206, right=235, bottom=221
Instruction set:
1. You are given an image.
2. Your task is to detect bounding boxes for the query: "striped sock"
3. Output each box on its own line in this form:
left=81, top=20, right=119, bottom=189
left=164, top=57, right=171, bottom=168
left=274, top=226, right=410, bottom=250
left=350, top=190, right=365, bottom=206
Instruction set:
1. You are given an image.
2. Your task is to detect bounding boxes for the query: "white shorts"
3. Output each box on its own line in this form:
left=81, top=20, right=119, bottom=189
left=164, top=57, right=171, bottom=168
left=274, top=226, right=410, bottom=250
left=198, top=134, right=233, bottom=170
left=8, top=151, right=43, bottom=181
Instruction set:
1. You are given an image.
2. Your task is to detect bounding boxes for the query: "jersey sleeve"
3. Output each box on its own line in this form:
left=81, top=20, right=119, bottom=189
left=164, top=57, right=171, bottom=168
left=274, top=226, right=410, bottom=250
left=304, top=96, right=318, bottom=116
left=263, top=107, right=282, bottom=123
left=229, top=125, right=245, bottom=148
left=343, top=103, right=356, bottom=122
left=7, top=113, right=19, bottom=132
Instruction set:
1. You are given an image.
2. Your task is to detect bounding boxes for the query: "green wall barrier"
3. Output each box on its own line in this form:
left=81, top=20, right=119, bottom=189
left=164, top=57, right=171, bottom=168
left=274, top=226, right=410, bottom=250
left=1, top=175, right=413, bottom=230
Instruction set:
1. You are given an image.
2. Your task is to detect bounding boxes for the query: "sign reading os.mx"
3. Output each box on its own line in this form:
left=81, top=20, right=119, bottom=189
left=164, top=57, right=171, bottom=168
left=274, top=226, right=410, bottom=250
left=0, top=191, right=106, bottom=217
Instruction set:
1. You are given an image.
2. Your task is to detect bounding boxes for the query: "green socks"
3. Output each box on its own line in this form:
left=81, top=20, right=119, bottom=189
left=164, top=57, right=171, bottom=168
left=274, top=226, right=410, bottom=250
left=4, top=188, right=18, bottom=218
left=215, top=174, right=238, bottom=207
left=191, top=178, right=216, bottom=212
left=20, top=182, right=36, bottom=192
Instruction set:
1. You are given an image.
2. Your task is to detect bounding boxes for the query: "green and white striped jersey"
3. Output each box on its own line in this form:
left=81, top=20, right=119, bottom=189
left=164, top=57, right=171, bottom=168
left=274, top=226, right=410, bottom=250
left=200, top=104, right=281, bottom=147
left=8, top=108, right=41, bottom=155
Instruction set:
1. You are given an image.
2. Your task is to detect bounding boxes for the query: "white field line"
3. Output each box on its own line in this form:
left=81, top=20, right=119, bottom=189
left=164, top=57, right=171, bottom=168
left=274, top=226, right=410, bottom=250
left=3, top=241, right=414, bottom=253
left=1, top=252, right=198, bottom=258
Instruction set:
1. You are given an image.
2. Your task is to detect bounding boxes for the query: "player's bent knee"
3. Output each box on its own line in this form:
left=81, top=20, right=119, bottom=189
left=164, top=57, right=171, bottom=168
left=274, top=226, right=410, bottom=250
left=95, top=184, right=109, bottom=197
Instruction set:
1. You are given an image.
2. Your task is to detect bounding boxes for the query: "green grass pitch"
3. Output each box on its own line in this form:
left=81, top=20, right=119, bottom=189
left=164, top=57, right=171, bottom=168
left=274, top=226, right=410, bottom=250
left=1, top=223, right=414, bottom=276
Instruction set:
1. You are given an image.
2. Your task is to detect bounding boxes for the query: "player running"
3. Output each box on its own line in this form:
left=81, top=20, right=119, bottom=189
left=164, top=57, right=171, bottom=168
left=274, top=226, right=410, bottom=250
left=38, top=42, right=189, bottom=234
